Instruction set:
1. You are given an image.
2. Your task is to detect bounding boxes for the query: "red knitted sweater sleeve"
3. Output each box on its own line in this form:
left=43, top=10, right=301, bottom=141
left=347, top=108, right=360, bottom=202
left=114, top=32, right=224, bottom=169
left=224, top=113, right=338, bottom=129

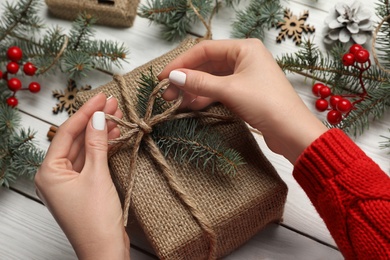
left=293, top=129, right=390, bottom=259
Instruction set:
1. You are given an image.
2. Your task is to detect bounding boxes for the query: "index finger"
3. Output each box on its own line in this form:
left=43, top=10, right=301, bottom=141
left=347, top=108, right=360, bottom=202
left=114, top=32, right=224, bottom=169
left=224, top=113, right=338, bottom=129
left=158, top=39, right=243, bottom=80
left=45, top=93, right=107, bottom=161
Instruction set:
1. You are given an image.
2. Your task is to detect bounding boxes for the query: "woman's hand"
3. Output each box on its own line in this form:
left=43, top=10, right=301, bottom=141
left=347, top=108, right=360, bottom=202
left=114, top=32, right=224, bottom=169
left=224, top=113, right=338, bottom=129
left=35, top=93, right=129, bottom=260
left=159, top=39, right=327, bottom=164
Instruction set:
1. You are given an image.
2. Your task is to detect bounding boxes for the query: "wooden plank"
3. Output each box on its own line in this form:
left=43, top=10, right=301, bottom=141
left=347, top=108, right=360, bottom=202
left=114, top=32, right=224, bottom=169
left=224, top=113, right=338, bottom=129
left=128, top=215, right=342, bottom=259
left=0, top=187, right=155, bottom=260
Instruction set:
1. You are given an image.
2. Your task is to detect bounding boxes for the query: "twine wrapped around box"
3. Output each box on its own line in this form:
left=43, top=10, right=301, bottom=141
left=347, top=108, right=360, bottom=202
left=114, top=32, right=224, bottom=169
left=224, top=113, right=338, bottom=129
left=45, top=0, right=139, bottom=27
left=76, top=38, right=288, bottom=259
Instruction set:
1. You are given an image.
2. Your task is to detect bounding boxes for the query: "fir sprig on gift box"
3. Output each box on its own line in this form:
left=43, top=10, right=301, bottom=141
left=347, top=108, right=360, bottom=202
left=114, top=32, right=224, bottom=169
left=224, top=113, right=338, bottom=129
left=136, top=68, right=245, bottom=175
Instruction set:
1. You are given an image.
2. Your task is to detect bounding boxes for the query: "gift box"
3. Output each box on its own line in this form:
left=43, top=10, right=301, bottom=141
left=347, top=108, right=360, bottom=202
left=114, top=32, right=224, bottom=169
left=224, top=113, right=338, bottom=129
left=45, top=0, right=139, bottom=27
left=76, top=38, right=288, bottom=259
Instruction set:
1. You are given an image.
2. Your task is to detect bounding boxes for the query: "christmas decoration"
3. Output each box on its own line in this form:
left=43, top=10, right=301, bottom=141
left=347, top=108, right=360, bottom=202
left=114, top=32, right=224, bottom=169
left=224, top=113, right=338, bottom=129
left=0, top=0, right=128, bottom=79
left=76, top=38, right=287, bottom=260
left=310, top=45, right=374, bottom=125
left=52, top=79, right=91, bottom=116
left=45, top=0, right=140, bottom=27
left=323, top=1, right=373, bottom=45
left=0, top=99, right=45, bottom=187
left=276, top=9, right=315, bottom=45
left=277, top=36, right=390, bottom=136
left=1, top=46, right=41, bottom=107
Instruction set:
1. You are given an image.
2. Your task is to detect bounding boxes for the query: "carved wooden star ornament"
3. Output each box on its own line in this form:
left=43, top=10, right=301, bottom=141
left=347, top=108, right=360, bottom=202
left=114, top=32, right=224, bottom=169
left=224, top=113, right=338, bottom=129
left=52, top=79, right=91, bottom=116
left=276, top=9, right=315, bottom=45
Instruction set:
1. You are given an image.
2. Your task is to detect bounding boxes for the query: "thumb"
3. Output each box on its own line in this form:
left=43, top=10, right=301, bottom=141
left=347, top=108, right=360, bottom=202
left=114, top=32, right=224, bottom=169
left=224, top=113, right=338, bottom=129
left=84, top=111, right=109, bottom=172
left=169, top=70, right=228, bottom=101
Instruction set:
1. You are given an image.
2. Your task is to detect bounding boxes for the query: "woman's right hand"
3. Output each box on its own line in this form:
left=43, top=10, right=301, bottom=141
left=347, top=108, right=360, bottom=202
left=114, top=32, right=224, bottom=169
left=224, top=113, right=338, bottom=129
left=159, top=39, right=327, bottom=164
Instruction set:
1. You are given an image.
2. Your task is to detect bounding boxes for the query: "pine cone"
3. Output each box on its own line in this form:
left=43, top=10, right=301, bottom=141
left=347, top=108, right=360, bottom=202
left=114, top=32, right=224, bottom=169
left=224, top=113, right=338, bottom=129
left=323, top=1, right=373, bottom=45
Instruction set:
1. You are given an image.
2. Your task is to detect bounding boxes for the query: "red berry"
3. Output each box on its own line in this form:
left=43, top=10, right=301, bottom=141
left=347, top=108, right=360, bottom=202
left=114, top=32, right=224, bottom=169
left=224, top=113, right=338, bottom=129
left=6, top=61, right=19, bottom=74
left=312, top=83, right=325, bottom=97
left=319, top=86, right=332, bottom=98
left=6, top=96, right=18, bottom=107
left=327, top=110, right=342, bottom=125
left=330, top=95, right=342, bottom=109
left=7, top=46, right=23, bottom=62
left=315, top=99, right=329, bottom=112
left=355, top=49, right=370, bottom=64
left=349, top=44, right=363, bottom=55
left=342, top=53, right=355, bottom=66
left=28, top=82, right=41, bottom=93
left=23, top=62, right=37, bottom=76
left=336, top=98, right=352, bottom=113
left=0, top=70, right=2, bottom=79
left=7, top=78, right=22, bottom=91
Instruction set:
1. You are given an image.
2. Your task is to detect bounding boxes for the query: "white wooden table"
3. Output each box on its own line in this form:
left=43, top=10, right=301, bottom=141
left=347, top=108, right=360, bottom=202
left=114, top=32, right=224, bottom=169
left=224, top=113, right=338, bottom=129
left=1, top=0, right=389, bottom=259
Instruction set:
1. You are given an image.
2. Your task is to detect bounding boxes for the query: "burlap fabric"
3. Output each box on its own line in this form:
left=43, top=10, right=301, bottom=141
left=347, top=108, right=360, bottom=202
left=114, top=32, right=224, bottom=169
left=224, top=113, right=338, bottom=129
left=76, top=38, right=288, bottom=259
left=45, top=0, right=139, bottom=27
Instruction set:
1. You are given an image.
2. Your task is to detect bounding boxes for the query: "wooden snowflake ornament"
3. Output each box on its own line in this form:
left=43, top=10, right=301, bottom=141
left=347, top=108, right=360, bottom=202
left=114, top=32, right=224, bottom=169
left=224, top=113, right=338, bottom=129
left=276, top=9, right=315, bottom=45
left=52, top=79, right=91, bottom=116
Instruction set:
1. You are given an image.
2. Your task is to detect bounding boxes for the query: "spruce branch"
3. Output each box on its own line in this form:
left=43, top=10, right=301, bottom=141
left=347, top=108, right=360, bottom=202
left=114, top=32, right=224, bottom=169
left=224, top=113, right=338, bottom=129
left=231, top=0, right=284, bottom=40
left=0, top=103, right=45, bottom=187
left=0, top=0, right=44, bottom=43
left=153, top=118, right=244, bottom=175
left=138, top=0, right=225, bottom=41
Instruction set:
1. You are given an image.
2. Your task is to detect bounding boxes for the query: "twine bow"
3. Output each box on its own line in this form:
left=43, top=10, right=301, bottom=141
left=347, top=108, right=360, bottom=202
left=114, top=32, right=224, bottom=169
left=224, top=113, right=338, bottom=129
left=105, top=74, right=238, bottom=259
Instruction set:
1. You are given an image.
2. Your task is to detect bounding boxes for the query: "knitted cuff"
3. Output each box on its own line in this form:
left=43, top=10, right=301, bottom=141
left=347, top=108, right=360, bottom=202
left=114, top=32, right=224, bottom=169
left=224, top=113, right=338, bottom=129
left=292, top=128, right=367, bottom=200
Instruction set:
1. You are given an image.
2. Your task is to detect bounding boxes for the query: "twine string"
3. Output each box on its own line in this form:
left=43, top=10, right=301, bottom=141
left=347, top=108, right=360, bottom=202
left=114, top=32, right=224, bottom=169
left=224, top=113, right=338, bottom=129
left=106, top=75, right=218, bottom=259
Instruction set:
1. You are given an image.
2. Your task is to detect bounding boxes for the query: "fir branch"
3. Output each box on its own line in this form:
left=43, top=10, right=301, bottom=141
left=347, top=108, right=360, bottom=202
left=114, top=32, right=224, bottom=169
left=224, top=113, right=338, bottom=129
left=138, top=0, right=214, bottom=41
left=0, top=0, right=44, bottom=43
left=277, top=40, right=389, bottom=92
left=68, top=13, right=97, bottom=51
left=153, top=118, right=244, bottom=175
left=231, top=0, right=284, bottom=40
left=136, top=67, right=168, bottom=117
left=0, top=105, right=44, bottom=187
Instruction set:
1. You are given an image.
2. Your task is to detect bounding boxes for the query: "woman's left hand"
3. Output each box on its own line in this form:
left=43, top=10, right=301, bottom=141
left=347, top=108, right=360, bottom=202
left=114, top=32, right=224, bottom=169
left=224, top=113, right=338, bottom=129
left=35, top=93, right=129, bottom=260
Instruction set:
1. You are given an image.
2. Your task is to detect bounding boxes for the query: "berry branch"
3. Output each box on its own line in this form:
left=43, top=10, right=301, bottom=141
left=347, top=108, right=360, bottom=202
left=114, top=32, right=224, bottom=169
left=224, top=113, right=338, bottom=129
left=312, top=44, right=373, bottom=125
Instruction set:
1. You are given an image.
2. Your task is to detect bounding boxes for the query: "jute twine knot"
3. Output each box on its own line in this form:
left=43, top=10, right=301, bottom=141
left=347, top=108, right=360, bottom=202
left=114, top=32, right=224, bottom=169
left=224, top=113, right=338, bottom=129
left=105, top=74, right=241, bottom=259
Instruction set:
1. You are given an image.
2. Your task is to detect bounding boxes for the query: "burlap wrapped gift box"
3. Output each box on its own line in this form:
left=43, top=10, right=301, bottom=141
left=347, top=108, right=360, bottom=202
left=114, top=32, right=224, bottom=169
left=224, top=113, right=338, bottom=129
left=76, top=38, right=288, bottom=259
left=45, top=0, right=139, bottom=27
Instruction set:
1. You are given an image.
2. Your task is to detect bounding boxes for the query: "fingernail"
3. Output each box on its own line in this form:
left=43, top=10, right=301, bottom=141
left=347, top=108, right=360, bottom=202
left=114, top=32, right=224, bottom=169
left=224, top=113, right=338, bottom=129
left=106, top=95, right=113, bottom=100
left=169, top=70, right=186, bottom=86
left=92, top=111, right=106, bottom=130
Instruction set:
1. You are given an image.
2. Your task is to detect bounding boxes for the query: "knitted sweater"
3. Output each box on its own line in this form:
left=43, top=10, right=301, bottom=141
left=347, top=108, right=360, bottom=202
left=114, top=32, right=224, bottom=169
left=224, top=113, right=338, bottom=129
left=293, top=129, right=390, bottom=259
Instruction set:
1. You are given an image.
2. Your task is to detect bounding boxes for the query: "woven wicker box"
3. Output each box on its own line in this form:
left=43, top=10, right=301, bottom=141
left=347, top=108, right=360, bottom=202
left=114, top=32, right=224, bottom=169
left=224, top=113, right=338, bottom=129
left=76, top=38, right=288, bottom=259
left=45, top=0, right=139, bottom=27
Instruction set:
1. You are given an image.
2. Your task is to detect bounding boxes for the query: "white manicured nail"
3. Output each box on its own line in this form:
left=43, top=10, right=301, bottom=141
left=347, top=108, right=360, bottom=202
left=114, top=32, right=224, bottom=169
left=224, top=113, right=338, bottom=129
left=92, top=111, right=105, bottom=130
left=169, top=70, right=186, bottom=86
